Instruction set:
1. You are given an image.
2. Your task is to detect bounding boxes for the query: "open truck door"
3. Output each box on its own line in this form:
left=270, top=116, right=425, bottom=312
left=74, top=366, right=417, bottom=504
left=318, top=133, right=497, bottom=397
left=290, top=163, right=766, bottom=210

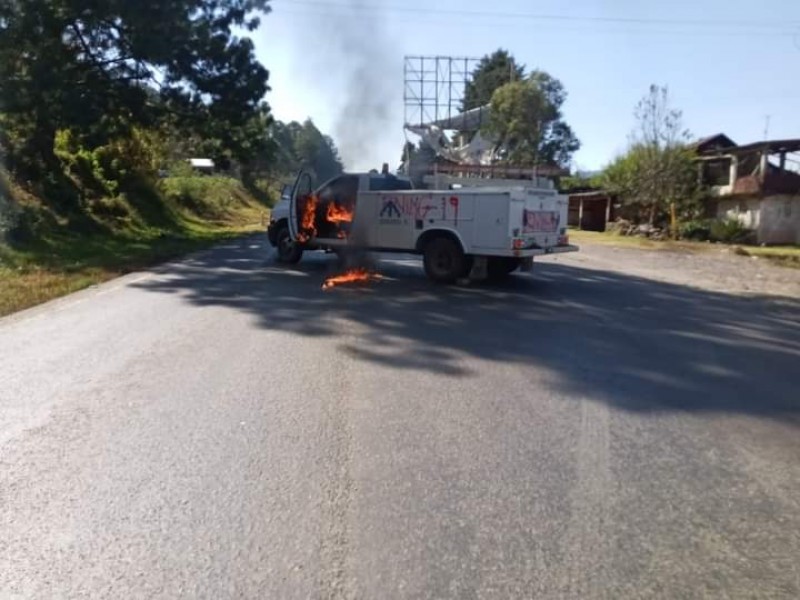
left=289, top=170, right=314, bottom=242
left=273, top=170, right=313, bottom=264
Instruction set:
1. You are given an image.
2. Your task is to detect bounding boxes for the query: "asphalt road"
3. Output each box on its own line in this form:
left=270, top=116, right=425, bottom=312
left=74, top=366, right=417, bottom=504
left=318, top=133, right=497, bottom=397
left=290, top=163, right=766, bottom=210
left=2, top=236, right=799, bottom=599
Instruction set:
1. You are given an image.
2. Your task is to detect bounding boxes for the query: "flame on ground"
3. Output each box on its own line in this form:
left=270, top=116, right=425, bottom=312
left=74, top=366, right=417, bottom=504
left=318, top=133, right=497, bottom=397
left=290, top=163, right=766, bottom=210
left=322, top=268, right=381, bottom=290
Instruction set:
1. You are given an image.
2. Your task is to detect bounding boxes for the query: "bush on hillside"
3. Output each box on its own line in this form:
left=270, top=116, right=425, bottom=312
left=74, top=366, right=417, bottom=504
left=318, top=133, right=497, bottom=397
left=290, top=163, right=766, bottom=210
left=159, top=176, right=250, bottom=221
left=54, top=128, right=162, bottom=200
left=87, top=196, right=132, bottom=222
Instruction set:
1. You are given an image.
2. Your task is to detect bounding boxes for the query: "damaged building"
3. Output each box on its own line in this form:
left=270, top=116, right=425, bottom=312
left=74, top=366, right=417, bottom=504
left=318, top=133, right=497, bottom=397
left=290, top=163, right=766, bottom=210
left=696, top=134, right=800, bottom=245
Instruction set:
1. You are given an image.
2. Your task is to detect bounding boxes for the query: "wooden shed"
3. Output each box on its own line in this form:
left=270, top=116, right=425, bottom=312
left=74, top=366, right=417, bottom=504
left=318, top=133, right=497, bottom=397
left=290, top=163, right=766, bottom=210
left=568, top=191, right=614, bottom=232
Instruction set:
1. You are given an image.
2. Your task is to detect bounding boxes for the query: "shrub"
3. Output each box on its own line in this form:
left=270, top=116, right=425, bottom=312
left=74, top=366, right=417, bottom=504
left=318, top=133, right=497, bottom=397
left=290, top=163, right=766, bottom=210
left=606, top=218, right=634, bottom=236
left=159, top=176, right=243, bottom=220
left=167, top=160, right=195, bottom=178
left=710, top=218, right=755, bottom=244
left=54, top=128, right=161, bottom=198
left=243, top=177, right=276, bottom=208
left=88, top=196, right=131, bottom=221
left=7, top=205, right=48, bottom=243
left=0, top=172, right=19, bottom=239
left=679, top=219, right=712, bottom=241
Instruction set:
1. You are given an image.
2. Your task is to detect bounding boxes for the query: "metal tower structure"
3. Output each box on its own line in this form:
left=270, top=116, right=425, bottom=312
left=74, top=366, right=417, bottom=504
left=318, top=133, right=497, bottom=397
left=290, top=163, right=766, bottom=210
left=403, top=56, right=480, bottom=129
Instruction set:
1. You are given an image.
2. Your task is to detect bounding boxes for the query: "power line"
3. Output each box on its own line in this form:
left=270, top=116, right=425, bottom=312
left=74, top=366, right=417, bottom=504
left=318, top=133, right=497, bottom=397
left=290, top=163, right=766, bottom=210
left=279, top=0, right=800, bottom=32
left=274, top=7, right=800, bottom=38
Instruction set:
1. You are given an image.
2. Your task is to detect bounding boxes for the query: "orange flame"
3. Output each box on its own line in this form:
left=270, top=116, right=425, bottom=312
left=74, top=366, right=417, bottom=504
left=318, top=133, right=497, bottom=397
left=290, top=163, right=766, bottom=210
left=296, top=194, right=318, bottom=242
left=322, top=268, right=381, bottom=290
left=326, top=202, right=354, bottom=224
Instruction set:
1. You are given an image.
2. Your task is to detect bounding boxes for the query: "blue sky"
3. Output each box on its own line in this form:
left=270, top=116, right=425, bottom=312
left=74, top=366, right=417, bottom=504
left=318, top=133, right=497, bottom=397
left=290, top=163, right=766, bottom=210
left=253, top=0, right=800, bottom=171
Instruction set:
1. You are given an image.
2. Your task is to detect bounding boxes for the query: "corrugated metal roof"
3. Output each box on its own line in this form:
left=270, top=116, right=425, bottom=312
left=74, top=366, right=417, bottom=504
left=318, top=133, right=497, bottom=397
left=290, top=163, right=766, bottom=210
left=694, top=133, right=737, bottom=154
left=716, top=139, right=800, bottom=156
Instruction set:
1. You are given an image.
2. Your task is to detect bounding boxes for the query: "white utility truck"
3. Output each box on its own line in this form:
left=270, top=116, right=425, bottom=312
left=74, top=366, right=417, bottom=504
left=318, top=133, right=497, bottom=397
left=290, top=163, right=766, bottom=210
left=267, top=170, right=578, bottom=282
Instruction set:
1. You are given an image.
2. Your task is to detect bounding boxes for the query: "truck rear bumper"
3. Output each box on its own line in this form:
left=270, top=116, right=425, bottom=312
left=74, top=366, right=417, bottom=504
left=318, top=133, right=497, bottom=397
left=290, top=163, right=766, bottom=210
left=536, top=244, right=579, bottom=256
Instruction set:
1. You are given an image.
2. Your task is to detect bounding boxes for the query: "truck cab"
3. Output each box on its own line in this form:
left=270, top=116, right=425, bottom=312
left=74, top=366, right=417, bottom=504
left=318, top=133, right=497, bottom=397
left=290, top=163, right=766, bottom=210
left=267, top=171, right=413, bottom=263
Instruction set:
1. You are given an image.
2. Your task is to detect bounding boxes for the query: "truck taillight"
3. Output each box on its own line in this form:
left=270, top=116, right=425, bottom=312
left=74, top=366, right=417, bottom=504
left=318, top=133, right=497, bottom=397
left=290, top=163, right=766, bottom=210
left=512, top=238, right=524, bottom=249
left=558, top=234, right=569, bottom=246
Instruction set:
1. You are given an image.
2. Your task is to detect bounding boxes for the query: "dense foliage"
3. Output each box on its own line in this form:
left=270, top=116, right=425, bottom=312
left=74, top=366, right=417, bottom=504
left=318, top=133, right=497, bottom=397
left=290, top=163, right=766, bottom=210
left=484, top=76, right=580, bottom=168
left=462, top=50, right=525, bottom=112
left=0, top=0, right=272, bottom=197
left=0, top=0, right=349, bottom=243
left=0, top=170, right=16, bottom=237
left=466, top=50, right=580, bottom=168
left=269, top=120, right=344, bottom=183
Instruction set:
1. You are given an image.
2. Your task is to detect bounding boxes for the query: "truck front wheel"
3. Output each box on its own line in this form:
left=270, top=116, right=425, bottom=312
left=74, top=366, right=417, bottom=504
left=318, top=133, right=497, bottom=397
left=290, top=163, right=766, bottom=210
left=275, top=224, right=303, bottom=264
left=423, top=236, right=467, bottom=283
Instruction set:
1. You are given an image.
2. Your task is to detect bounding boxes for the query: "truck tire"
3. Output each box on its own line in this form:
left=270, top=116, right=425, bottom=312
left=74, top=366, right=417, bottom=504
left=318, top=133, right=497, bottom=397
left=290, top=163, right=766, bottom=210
left=275, top=224, right=303, bottom=264
left=423, top=236, right=467, bottom=283
left=487, top=257, right=521, bottom=280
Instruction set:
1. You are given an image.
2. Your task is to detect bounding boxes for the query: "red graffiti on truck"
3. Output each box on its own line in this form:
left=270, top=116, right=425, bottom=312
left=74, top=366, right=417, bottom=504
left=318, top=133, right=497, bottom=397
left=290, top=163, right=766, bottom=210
left=379, top=195, right=461, bottom=223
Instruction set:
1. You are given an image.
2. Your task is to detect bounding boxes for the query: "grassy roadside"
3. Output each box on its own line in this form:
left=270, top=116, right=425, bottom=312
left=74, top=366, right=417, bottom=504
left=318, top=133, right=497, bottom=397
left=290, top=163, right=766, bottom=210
left=737, top=245, right=800, bottom=268
left=569, top=229, right=800, bottom=268
left=0, top=176, right=270, bottom=318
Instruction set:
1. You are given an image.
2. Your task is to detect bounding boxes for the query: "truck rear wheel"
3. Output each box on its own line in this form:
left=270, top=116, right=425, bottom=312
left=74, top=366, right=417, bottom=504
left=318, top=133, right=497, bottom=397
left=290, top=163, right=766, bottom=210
left=423, top=236, right=467, bottom=283
left=275, top=224, right=303, bottom=264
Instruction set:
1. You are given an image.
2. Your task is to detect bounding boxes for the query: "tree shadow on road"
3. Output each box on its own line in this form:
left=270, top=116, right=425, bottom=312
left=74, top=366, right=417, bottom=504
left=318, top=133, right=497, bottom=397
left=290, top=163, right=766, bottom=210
left=137, top=236, right=800, bottom=424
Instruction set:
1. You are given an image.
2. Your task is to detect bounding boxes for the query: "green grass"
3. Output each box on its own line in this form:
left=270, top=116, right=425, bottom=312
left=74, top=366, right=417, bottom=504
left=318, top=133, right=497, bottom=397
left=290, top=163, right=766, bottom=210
left=569, top=229, right=713, bottom=252
left=569, top=229, right=800, bottom=268
left=0, top=175, right=270, bottom=317
left=735, top=245, right=800, bottom=268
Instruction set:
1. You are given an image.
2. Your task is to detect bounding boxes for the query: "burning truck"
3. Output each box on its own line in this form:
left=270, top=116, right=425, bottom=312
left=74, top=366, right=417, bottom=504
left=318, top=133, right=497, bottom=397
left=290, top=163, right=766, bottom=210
left=267, top=165, right=578, bottom=286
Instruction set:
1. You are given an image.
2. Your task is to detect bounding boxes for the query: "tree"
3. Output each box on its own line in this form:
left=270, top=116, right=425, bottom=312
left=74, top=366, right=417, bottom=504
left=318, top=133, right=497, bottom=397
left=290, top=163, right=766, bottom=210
left=603, top=85, right=701, bottom=227
left=0, top=0, right=272, bottom=182
left=527, top=70, right=580, bottom=167
left=483, top=80, right=546, bottom=165
left=483, top=75, right=580, bottom=168
left=462, top=49, right=525, bottom=111
left=268, top=119, right=344, bottom=182
left=291, top=120, right=343, bottom=182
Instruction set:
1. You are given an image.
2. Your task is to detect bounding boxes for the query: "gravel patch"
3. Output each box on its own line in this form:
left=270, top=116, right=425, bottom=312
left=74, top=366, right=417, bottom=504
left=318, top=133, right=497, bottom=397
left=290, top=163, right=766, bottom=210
left=544, top=242, right=800, bottom=299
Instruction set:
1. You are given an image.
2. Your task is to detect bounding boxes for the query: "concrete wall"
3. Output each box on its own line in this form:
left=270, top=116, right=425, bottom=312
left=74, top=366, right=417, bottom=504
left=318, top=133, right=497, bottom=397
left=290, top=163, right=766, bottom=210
left=717, top=195, right=800, bottom=244
left=759, top=196, right=800, bottom=244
